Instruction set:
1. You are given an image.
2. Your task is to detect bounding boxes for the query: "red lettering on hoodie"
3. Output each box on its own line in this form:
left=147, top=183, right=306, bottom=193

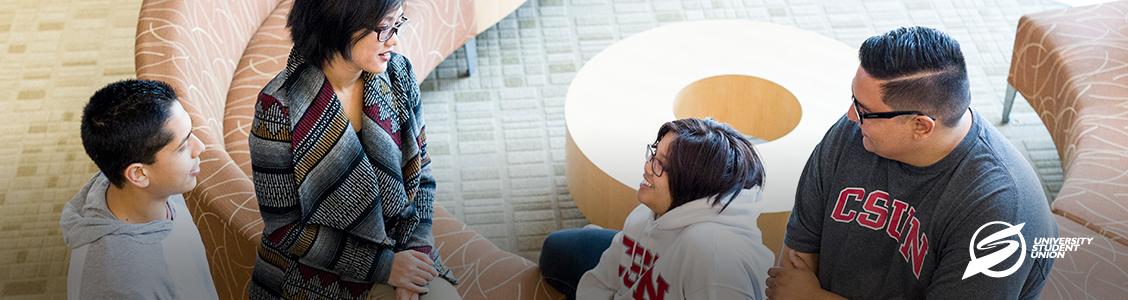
left=619, top=235, right=669, bottom=299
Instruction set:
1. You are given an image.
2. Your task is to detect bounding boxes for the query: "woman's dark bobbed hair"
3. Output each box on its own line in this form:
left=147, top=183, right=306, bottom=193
left=287, top=0, right=404, bottom=67
left=656, top=118, right=765, bottom=212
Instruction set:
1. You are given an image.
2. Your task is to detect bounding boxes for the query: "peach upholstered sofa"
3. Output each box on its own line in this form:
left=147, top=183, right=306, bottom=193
left=1002, top=1, right=1128, bottom=298
left=133, top=0, right=562, bottom=299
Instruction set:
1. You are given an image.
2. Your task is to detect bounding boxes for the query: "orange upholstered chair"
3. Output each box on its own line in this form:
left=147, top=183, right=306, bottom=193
left=1002, top=1, right=1128, bottom=298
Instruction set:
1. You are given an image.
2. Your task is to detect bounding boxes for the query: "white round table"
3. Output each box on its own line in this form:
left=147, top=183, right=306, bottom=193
left=565, top=20, right=858, bottom=229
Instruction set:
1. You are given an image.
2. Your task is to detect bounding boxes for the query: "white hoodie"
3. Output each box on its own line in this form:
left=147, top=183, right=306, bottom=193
left=577, top=190, right=774, bottom=300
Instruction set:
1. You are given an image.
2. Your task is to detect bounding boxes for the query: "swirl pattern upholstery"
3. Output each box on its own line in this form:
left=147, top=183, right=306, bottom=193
left=1007, top=1, right=1128, bottom=298
left=134, top=0, right=561, bottom=299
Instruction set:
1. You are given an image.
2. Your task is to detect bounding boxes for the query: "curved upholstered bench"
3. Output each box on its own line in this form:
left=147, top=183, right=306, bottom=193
left=134, top=0, right=561, bottom=299
left=1003, top=1, right=1128, bottom=298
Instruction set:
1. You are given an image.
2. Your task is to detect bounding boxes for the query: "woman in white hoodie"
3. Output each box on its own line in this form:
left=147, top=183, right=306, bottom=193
left=542, top=118, right=774, bottom=300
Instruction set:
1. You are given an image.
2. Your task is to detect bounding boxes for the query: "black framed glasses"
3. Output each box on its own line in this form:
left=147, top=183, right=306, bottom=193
left=375, top=15, right=409, bottom=42
left=645, top=142, right=665, bottom=177
left=852, top=95, right=936, bottom=125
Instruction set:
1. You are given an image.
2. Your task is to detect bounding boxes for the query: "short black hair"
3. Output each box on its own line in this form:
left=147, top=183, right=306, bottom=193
left=656, top=118, right=765, bottom=213
left=80, top=79, right=179, bottom=188
left=859, top=26, right=970, bottom=127
left=288, top=0, right=404, bottom=67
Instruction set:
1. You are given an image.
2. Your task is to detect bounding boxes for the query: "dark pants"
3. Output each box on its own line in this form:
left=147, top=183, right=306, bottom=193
left=539, top=227, right=618, bottom=300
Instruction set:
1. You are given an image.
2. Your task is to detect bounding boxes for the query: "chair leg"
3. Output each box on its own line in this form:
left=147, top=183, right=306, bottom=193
left=1001, top=84, right=1017, bottom=124
left=461, top=37, right=478, bottom=78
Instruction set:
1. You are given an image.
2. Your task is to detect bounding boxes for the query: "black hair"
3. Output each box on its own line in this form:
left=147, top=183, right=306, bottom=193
left=859, top=26, right=970, bottom=127
left=287, top=0, right=405, bottom=67
left=80, top=79, right=179, bottom=188
left=656, top=118, right=765, bottom=213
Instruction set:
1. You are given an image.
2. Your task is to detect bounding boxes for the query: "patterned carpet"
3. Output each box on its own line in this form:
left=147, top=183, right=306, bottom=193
left=0, top=0, right=1070, bottom=298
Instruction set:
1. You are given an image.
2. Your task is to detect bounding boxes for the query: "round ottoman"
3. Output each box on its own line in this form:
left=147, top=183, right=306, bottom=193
left=565, top=20, right=857, bottom=230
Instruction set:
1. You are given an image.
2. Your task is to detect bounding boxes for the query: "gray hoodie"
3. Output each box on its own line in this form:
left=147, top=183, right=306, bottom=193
left=60, top=173, right=218, bottom=299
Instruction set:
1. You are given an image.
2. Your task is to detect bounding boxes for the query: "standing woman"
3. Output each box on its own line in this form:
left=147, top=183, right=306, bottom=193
left=247, top=0, right=458, bottom=299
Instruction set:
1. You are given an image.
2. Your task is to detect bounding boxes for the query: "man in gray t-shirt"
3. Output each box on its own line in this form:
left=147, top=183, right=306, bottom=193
left=766, top=27, right=1057, bottom=300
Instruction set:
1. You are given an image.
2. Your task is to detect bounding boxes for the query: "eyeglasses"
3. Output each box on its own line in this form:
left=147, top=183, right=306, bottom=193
left=645, top=142, right=665, bottom=177
left=375, top=15, right=409, bottom=42
left=852, top=95, right=936, bottom=125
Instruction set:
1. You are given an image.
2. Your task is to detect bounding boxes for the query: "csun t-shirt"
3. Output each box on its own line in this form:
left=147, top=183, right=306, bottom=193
left=785, top=111, right=1057, bottom=299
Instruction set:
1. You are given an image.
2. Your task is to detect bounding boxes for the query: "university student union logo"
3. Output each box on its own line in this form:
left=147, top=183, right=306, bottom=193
left=962, top=221, right=1026, bottom=279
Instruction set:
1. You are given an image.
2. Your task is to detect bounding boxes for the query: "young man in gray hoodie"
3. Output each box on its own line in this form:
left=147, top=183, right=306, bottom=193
left=60, top=79, right=218, bottom=299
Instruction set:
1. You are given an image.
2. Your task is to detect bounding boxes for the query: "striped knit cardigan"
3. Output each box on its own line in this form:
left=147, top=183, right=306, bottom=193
left=247, top=51, right=455, bottom=300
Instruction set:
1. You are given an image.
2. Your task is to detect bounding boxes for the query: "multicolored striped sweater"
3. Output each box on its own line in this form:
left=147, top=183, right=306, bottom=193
left=247, top=51, right=455, bottom=300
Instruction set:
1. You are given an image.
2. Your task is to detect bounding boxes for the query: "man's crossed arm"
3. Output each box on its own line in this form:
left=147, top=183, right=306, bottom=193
left=765, top=245, right=845, bottom=300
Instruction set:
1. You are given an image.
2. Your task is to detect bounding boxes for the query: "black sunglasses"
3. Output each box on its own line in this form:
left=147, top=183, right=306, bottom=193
left=852, top=95, right=936, bottom=125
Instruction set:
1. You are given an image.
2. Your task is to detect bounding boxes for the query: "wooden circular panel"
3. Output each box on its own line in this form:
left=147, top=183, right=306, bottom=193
left=674, top=75, right=802, bottom=142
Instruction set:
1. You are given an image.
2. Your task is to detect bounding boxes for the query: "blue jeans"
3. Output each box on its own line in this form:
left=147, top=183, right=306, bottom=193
left=540, top=228, right=618, bottom=300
